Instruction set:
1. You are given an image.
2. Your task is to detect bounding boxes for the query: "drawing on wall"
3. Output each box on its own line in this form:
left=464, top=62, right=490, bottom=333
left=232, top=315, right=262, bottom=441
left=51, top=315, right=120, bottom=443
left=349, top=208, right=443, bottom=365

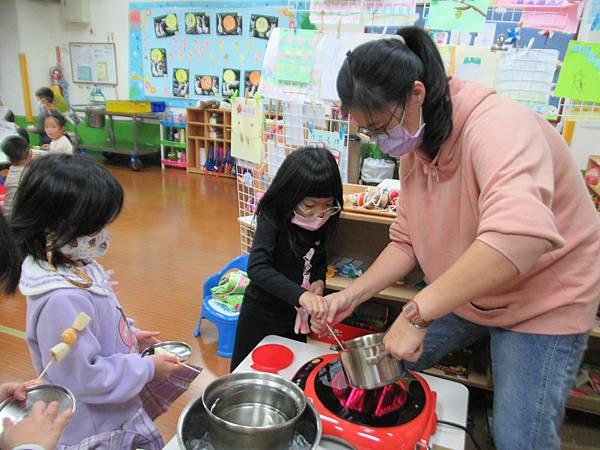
left=426, top=0, right=489, bottom=33
left=173, top=68, right=189, bottom=97
left=222, top=68, right=241, bottom=97
left=154, top=14, right=178, bottom=38
left=555, top=41, right=600, bottom=103
left=195, top=75, right=219, bottom=96
left=245, top=70, right=261, bottom=97
left=185, top=12, right=210, bottom=34
left=150, top=48, right=167, bottom=77
left=217, top=13, right=242, bottom=35
left=249, top=15, right=278, bottom=39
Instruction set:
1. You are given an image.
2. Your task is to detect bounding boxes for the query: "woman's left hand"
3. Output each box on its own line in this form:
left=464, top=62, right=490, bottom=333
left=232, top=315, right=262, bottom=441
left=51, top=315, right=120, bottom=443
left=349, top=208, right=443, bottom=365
left=383, top=315, right=427, bottom=362
left=135, top=330, right=161, bottom=352
left=309, top=280, right=325, bottom=296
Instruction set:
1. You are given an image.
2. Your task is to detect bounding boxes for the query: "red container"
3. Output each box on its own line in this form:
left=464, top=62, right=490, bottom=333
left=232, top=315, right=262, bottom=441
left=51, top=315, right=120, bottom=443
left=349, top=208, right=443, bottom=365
left=310, top=322, right=372, bottom=345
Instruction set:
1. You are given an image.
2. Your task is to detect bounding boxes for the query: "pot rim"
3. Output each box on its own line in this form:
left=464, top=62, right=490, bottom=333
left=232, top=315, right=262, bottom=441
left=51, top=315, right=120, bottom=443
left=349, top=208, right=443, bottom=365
left=201, top=372, right=307, bottom=433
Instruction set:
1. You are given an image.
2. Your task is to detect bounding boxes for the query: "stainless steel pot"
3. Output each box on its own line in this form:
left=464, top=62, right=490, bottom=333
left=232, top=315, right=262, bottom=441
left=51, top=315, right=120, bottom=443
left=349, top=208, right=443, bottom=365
left=85, top=105, right=105, bottom=128
left=201, top=372, right=307, bottom=450
left=339, top=333, right=406, bottom=390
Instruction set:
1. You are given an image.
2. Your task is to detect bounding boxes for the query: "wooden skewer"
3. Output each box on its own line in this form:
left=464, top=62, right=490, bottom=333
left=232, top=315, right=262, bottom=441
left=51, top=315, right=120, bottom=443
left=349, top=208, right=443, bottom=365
left=324, top=322, right=346, bottom=351
left=177, top=361, right=202, bottom=374
left=36, top=360, right=53, bottom=384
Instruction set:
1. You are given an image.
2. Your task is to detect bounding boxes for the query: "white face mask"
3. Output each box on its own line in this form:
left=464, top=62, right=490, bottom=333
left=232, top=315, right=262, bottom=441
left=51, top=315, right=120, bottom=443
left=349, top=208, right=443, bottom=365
left=60, top=229, right=110, bottom=262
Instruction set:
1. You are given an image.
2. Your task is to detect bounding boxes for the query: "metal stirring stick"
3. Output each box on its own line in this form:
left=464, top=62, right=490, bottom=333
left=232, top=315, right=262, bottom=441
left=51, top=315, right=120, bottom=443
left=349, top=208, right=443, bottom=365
left=324, top=322, right=346, bottom=351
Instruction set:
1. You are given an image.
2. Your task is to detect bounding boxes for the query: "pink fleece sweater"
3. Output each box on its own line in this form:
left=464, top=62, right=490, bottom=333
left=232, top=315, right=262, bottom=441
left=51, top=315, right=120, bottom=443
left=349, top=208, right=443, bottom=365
left=391, top=77, right=600, bottom=334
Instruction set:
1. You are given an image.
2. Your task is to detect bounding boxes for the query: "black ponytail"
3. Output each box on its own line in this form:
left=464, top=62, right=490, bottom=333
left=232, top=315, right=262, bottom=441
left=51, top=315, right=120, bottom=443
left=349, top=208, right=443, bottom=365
left=0, top=213, right=20, bottom=295
left=337, top=26, right=453, bottom=159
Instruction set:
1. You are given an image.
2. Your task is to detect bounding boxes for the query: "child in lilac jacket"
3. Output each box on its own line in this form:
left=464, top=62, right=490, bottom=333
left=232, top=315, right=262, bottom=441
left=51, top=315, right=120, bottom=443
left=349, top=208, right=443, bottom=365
left=10, top=154, right=186, bottom=449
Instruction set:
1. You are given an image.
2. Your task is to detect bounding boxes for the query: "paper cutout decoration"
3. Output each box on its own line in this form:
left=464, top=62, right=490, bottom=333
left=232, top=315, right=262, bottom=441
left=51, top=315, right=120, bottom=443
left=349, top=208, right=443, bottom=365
left=364, top=0, right=417, bottom=26
left=172, top=68, right=189, bottom=97
left=185, top=12, right=210, bottom=34
left=217, top=13, right=242, bottom=35
left=592, top=0, right=600, bottom=31
left=495, top=0, right=583, bottom=33
left=426, top=0, right=489, bottom=33
left=555, top=41, right=600, bottom=103
left=283, top=102, right=305, bottom=146
left=449, top=46, right=500, bottom=88
left=231, top=98, right=264, bottom=164
left=154, top=14, right=178, bottom=38
left=308, top=129, right=344, bottom=166
left=495, top=48, right=559, bottom=115
left=150, top=48, right=167, bottom=77
left=250, top=15, right=278, bottom=40
left=245, top=71, right=261, bottom=98
left=275, top=29, right=319, bottom=84
left=309, top=0, right=362, bottom=24
left=222, top=68, right=240, bottom=97
left=195, top=75, right=219, bottom=96
left=316, top=32, right=379, bottom=101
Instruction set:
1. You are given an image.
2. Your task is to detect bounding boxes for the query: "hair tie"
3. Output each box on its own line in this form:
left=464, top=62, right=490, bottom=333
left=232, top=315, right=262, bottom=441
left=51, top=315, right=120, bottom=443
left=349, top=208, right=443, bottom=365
left=391, top=34, right=406, bottom=45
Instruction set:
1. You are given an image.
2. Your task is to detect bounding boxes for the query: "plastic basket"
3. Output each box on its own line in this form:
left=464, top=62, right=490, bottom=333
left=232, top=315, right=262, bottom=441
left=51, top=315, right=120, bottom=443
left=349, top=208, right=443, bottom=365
left=151, top=101, right=166, bottom=112
left=106, top=101, right=151, bottom=114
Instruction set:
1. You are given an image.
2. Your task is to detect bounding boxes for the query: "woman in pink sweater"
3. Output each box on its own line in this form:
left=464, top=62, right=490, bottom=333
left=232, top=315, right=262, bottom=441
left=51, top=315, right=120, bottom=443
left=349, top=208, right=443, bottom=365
left=316, top=27, right=600, bottom=450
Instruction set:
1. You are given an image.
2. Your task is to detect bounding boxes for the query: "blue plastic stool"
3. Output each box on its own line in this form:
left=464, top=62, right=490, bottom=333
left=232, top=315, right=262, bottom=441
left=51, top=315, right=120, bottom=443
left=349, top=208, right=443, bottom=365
left=194, top=254, right=249, bottom=358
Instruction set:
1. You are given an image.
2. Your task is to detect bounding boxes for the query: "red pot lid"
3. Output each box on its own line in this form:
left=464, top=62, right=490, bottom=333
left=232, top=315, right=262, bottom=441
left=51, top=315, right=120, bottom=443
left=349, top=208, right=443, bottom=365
left=251, top=344, right=294, bottom=373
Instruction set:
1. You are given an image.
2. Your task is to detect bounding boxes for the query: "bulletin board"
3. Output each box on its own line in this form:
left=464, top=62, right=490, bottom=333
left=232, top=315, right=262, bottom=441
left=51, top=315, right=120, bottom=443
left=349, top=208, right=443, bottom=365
left=69, top=42, right=118, bottom=85
left=128, top=1, right=290, bottom=106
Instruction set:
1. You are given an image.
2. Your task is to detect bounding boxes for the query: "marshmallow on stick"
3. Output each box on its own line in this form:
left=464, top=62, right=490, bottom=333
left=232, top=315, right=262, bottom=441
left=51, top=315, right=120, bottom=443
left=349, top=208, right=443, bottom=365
left=37, top=312, right=92, bottom=382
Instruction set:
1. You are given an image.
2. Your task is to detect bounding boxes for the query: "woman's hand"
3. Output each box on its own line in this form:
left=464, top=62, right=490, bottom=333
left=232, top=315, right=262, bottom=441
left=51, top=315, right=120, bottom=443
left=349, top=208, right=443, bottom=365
left=135, top=330, right=161, bottom=352
left=383, top=314, right=427, bottom=362
left=308, top=280, right=325, bottom=296
left=1, top=400, right=73, bottom=450
left=310, top=290, right=359, bottom=335
left=299, top=291, right=328, bottom=320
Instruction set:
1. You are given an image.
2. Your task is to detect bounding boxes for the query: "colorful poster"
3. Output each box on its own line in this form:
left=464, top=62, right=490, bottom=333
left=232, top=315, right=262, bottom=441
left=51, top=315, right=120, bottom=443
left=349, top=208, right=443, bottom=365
left=172, top=68, right=189, bottom=97
left=154, top=14, right=178, bottom=38
left=495, top=48, right=559, bottom=115
left=194, top=75, right=219, bottom=96
left=150, top=48, right=167, bottom=77
left=245, top=70, right=261, bottom=98
left=217, top=13, right=242, bottom=35
left=555, top=41, right=600, bottom=103
left=231, top=98, right=264, bottom=164
left=308, top=129, right=344, bottom=166
left=364, top=0, right=417, bottom=26
left=426, top=0, right=489, bottom=33
left=309, top=0, right=362, bottom=24
left=185, top=12, right=210, bottom=34
left=222, top=68, right=241, bottom=97
left=449, top=46, right=500, bottom=88
left=275, top=29, right=319, bottom=84
left=249, top=15, right=278, bottom=39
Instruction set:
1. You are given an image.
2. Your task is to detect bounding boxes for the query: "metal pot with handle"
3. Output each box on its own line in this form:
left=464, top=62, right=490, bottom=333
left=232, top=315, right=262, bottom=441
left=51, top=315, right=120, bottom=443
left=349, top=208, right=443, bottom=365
left=338, top=333, right=406, bottom=390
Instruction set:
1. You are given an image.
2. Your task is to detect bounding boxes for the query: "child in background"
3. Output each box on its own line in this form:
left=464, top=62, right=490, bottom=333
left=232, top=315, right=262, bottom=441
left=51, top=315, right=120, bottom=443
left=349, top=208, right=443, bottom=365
left=1, top=136, right=32, bottom=220
left=0, top=215, right=73, bottom=450
left=27, top=87, right=55, bottom=148
left=45, top=111, right=73, bottom=154
left=11, top=154, right=187, bottom=449
left=230, top=147, right=343, bottom=370
left=4, top=109, right=30, bottom=144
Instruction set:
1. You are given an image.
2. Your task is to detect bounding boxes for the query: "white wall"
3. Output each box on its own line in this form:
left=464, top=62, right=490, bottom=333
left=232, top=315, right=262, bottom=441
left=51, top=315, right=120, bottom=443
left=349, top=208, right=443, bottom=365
left=0, top=0, right=24, bottom=112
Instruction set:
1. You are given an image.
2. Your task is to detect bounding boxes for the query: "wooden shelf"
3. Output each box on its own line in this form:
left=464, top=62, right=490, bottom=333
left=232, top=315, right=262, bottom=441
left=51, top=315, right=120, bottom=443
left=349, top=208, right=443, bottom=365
left=160, top=140, right=187, bottom=149
left=186, top=107, right=232, bottom=176
left=567, top=394, right=600, bottom=415
left=326, top=275, right=417, bottom=303
left=187, top=167, right=236, bottom=178
left=423, top=367, right=493, bottom=391
left=340, top=210, right=395, bottom=226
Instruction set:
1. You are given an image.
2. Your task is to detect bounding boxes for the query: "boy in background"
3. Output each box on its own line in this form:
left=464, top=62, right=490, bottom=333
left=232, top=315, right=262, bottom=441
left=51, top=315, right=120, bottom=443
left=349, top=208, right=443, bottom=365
left=1, top=136, right=31, bottom=219
left=27, top=87, right=55, bottom=148
left=4, top=109, right=30, bottom=144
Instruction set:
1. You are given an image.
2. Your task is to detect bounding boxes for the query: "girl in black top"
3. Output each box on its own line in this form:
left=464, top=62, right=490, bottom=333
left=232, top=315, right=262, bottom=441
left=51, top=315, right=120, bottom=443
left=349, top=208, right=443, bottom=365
left=230, top=147, right=343, bottom=370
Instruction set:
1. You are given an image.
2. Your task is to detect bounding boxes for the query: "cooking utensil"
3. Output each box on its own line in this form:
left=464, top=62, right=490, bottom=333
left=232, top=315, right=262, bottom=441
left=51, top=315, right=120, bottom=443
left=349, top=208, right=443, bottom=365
left=201, top=372, right=306, bottom=450
left=324, top=323, right=346, bottom=351
left=177, top=391, right=321, bottom=450
left=0, top=384, right=76, bottom=434
left=141, top=341, right=192, bottom=362
left=251, top=344, right=294, bottom=373
left=338, top=333, right=406, bottom=390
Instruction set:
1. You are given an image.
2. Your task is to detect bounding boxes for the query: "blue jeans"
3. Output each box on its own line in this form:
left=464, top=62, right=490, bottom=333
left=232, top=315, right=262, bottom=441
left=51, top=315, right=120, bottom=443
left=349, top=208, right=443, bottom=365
left=405, top=314, right=588, bottom=450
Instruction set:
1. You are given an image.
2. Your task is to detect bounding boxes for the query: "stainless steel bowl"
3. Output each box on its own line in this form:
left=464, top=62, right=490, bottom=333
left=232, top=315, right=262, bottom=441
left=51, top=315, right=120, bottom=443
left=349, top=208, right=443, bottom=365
left=177, top=387, right=320, bottom=450
left=201, top=372, right=307, bottom=450
left=0, top=384, right=76, bottom=434
left=141, top=341, right=192, bottom=362
left=339, top=333, right=406, bottom=390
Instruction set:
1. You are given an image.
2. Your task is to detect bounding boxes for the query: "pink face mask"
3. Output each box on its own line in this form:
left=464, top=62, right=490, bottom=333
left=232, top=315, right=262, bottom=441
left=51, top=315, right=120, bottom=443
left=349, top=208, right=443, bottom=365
left=291, top=212, right=331, bottom=231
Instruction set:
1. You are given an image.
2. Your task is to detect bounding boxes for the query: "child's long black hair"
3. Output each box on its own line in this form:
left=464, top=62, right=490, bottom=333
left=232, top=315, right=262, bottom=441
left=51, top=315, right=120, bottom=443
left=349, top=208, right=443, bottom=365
left=10, top=154, right=124, bottom=267
left=256, top=147, right=343, bottom=253
left=0, top=213, right=20, bottom=295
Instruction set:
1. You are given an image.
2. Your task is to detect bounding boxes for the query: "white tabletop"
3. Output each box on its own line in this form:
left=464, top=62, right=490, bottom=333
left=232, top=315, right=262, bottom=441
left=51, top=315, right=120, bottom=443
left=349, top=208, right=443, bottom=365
left=164, top=335, right=468, bottom=450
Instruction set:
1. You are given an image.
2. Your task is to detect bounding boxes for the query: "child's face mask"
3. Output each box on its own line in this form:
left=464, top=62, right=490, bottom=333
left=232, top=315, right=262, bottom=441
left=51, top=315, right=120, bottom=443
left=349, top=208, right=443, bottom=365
left=60, top=229, right=110, bottom=262
left=291, top=198, right=340, bottom=231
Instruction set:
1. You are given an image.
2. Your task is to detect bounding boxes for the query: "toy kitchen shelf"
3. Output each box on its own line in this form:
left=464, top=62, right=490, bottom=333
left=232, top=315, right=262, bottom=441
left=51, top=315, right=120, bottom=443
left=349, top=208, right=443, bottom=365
left=160, top=120, right=187, bottom=169
left=186, top=107, right=236, bottom=178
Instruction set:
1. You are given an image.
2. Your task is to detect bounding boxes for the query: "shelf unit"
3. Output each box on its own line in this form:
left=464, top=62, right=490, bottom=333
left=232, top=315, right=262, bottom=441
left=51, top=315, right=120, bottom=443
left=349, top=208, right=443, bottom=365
left=186, top=108, right=236, bottom=178
left=160, top=120, right=187, bottom=169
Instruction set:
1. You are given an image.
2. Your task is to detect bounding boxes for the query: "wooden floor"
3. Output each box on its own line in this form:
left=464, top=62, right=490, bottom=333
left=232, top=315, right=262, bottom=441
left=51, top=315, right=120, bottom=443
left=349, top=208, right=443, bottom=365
left=0, top=165, right=240, bottom=442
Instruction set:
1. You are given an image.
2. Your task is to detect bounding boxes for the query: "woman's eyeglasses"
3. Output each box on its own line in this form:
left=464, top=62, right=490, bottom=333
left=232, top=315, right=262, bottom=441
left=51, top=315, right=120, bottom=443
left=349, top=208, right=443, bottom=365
left=356, top=104, right=402, bottom=142
left=294, top=200, right=342, bottom=218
